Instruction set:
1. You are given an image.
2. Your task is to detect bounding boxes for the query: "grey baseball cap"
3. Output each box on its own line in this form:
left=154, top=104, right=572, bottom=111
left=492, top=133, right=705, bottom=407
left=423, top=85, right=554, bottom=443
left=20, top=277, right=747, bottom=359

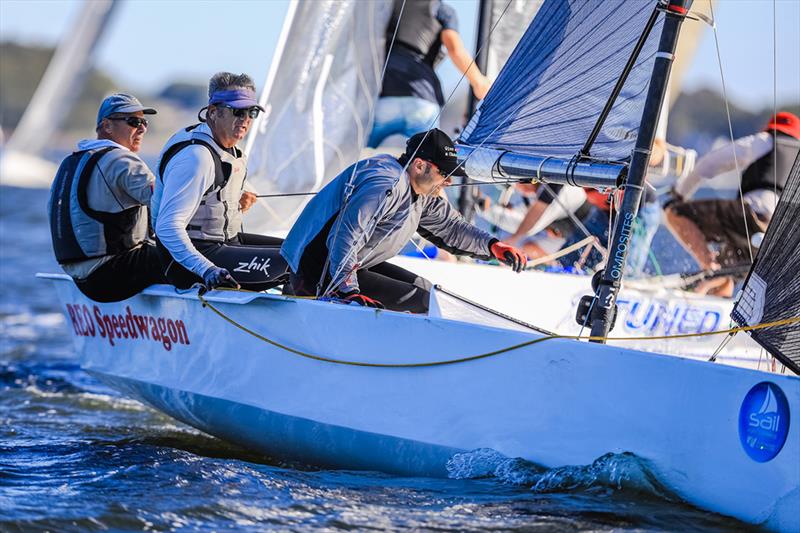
left=96, top=93, right=157, bottom=126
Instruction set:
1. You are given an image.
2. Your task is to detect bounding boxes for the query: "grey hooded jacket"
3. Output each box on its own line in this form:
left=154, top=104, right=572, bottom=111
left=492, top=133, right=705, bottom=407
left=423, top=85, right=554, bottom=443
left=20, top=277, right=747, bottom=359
left=281, top=154, right=494, bottom=293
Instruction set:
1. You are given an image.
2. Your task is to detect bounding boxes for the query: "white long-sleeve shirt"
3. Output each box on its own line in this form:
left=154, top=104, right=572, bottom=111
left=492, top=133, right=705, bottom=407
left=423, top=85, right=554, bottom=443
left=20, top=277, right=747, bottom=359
left=151, top=127, right=219, bottom=277
left=674, top=132, right=777, bottom=218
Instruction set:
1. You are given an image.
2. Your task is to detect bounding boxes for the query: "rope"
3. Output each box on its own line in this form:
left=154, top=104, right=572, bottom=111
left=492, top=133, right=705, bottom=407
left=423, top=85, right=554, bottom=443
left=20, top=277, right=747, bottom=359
left=195, top=291, right=800, bottom=369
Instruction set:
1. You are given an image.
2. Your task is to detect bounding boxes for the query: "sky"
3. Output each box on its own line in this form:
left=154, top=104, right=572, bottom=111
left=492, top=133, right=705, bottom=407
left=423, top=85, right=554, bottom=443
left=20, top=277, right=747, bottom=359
left=0, top=0, right=798, bottom=112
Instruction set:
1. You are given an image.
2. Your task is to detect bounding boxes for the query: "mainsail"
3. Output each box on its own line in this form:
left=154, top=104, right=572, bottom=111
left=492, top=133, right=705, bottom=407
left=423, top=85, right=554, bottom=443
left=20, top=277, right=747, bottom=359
left=243, top=0, right=392, bottom=235
left=461, top=0, right=664, bottom=162
left=731, top=152, right=800, bottom=375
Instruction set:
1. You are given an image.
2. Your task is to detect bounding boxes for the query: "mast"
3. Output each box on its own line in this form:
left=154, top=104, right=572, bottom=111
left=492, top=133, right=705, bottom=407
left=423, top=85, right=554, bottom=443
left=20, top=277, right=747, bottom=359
left=457, top=0, right=492, bottom=222
left=587, top=0, right=693, bottom=341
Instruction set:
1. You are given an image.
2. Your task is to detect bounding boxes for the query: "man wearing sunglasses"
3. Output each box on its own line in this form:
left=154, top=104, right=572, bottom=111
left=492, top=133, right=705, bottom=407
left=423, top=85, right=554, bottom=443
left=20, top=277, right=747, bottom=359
left=281, top=128, right=526, bottom=312
left=152, top=72, right=287, bottom=292
left=48, top=93, right=165, bottom=302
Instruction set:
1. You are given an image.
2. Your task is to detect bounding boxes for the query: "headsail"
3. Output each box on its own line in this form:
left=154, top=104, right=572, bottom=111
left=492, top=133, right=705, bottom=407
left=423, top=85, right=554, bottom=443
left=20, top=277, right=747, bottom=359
left=461, top=0, right=664, bottom=162
left=731, top=152, right=800, bottom=375
left=243, top=0, right=392, bottom=235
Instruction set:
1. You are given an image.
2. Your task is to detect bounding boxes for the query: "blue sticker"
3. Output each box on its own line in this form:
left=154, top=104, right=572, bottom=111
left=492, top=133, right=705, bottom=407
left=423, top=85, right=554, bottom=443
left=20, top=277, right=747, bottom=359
left=739, top=382, right=790, bottom=462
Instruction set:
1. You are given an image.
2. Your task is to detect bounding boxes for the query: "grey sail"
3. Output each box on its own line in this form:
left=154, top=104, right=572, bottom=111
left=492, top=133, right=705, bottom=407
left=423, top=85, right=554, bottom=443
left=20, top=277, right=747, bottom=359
left=243, top=0, right=393, bottom=235
left=731, top=152, right=800, bottom=375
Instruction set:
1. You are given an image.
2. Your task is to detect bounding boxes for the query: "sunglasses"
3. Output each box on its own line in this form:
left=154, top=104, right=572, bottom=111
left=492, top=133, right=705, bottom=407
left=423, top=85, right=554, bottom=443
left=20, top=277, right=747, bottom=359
left=218, top=104, right=261, bottom=119
left=108, top=116, right=149, bottom=128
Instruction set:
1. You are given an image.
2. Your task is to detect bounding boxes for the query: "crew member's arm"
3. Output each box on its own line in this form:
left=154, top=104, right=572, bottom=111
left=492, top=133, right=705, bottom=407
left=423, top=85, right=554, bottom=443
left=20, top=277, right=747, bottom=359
left=326, top=177, right=397, bottom=294
left=509, top=200, right=549, bottom=245
left=441, top=29, right=491, bottom=100
left=154, top=147, right=217, bottom=277
left=673, top=132, right=771, bottom=200
left=113, top=151, right=156, bottom=204
left=437, top=3, right=490, bottom=100
left=418, top=195, right=526, bottom=271
left=417, top=195, right=495, bottom=258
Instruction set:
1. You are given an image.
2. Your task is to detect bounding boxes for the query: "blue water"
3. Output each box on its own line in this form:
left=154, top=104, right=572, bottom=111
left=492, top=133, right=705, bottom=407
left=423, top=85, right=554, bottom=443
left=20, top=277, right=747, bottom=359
left=0, top=186, right=749, bottom=531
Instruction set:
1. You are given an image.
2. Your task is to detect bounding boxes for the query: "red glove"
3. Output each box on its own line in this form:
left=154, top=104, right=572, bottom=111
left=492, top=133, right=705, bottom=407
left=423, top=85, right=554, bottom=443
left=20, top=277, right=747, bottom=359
left=490, top=240, right=527, bottom=273
left=339, top=291, right=385, bottom=309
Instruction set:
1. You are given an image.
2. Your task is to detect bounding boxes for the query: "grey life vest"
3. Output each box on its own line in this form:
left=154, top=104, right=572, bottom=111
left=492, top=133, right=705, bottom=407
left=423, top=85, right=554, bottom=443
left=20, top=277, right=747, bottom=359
left=741, top=132, right=800, bottom=195
left=49, top=146, right=149, bottom=264
left=158, top=124, right=247, bottom=242
left=389, top=0, right=446, bottom=67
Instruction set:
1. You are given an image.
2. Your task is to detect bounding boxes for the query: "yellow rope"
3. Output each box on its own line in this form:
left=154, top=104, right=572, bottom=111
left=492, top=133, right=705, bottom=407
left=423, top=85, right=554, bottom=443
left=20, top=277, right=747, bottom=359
left=196, top=292, right=800, bottom=369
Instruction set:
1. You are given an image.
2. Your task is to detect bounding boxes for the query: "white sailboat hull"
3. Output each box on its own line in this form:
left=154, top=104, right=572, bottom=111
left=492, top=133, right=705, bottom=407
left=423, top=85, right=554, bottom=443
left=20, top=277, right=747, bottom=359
left=43, top=273, right=798, bottom=530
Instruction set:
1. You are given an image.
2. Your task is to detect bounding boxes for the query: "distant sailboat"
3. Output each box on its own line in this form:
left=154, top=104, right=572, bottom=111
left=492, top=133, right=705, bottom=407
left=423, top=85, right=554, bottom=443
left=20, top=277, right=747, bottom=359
left=0, top=0, right=117, bottom=188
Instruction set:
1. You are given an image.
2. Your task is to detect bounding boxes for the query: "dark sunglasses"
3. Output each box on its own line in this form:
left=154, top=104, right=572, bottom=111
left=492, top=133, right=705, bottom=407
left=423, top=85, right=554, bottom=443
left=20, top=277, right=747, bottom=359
left=218, top=104, right=260, bottom=119
left=108, top=116, right=149, bottom=128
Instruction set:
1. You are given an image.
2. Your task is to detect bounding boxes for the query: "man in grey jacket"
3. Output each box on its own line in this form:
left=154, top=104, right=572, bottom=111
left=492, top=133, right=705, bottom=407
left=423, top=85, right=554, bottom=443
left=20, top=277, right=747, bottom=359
left=48, top=93, right=164, bottom=302
left=282, top=129, right=526, bottom=312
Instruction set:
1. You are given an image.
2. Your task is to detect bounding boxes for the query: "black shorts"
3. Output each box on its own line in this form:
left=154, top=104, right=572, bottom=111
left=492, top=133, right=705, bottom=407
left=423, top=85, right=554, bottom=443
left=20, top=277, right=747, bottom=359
left=74, top=242, right=166, bottom=303
left=669, top=198, right=768, bottom=266
left=158, top=233, right=289, bottom=291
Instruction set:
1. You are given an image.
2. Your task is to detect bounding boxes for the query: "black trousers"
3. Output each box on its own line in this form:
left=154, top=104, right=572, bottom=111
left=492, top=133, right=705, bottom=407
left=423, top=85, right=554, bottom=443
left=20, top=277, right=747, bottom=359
left=74, top=242, right=166, bottom=303
left=289, top=261, right=432, bottom=314
left=158, top=233, right=288, bottom=291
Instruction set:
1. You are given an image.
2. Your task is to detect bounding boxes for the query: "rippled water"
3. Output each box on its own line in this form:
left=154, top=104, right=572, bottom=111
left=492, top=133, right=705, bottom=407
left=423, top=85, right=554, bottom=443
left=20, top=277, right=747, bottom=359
left=0, top=186, right=750, bottom=531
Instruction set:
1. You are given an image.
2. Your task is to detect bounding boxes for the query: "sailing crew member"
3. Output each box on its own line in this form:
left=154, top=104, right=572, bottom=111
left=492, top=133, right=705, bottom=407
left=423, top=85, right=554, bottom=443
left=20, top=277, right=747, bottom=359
left=665, top=111, right=800, bottom=296
left=282, top=128, right=527, bottom=313
left=48, top=93, right=164, bottom=302
left=367, top=0, right=492, bottom=148
left=152, top=72, right=287, bottom=291
left=505, top=139, right=669, bottom=274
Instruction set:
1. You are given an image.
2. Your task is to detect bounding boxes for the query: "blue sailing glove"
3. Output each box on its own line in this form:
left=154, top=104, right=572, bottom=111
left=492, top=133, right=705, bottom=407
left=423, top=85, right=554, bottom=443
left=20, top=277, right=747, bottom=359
left=203, top=266, right=240, bottom=290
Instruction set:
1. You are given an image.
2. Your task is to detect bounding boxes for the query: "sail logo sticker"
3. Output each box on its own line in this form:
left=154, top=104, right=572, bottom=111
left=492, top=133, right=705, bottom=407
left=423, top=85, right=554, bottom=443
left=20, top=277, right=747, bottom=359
left=738, top=382, right=790, bottom=462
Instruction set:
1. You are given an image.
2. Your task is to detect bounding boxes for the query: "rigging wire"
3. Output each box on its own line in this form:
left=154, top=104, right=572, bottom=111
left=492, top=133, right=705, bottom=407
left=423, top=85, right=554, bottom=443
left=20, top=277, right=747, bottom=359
left=708, top=1, right=754, bottom=264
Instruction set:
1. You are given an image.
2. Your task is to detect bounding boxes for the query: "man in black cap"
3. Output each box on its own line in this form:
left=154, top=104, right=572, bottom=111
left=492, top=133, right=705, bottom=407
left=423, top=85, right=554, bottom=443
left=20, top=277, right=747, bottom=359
left=281, top=128, right=526, bottom=312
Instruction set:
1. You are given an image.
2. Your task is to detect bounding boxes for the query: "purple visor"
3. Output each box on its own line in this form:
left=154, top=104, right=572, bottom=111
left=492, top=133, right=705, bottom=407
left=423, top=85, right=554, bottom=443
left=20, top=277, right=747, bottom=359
left=208, top=89, right=265, bottom=111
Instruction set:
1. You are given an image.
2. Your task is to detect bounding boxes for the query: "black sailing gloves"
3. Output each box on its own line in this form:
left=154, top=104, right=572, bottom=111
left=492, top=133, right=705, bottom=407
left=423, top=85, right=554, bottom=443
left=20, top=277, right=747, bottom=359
left=490, top=240, right=528, bottom=273
left=203, top=266, right=240, bottom=290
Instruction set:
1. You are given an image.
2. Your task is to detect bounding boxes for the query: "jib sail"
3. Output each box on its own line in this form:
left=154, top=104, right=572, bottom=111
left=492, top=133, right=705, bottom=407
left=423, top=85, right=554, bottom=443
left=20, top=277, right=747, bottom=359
left=731, top=152, right=800, bottom=375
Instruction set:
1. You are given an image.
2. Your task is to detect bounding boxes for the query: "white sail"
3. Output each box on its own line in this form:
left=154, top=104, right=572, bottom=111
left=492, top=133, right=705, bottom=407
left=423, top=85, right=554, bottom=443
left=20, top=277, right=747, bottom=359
left=243, top=0, right=392, bottom=235
left=0, top=0, right=117, bottom=188
left=481, top=0, right=544, bottom=80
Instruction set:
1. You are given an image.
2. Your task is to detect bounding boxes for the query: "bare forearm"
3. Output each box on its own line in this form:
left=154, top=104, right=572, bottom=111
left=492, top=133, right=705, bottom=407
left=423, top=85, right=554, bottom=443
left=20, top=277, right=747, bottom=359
left=511, top=201, right=547, bottom=241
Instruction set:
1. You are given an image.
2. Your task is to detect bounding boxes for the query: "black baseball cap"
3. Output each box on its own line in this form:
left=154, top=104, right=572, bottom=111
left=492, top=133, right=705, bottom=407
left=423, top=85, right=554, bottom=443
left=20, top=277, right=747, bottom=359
left=403, top=128, right=467, bottom=178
